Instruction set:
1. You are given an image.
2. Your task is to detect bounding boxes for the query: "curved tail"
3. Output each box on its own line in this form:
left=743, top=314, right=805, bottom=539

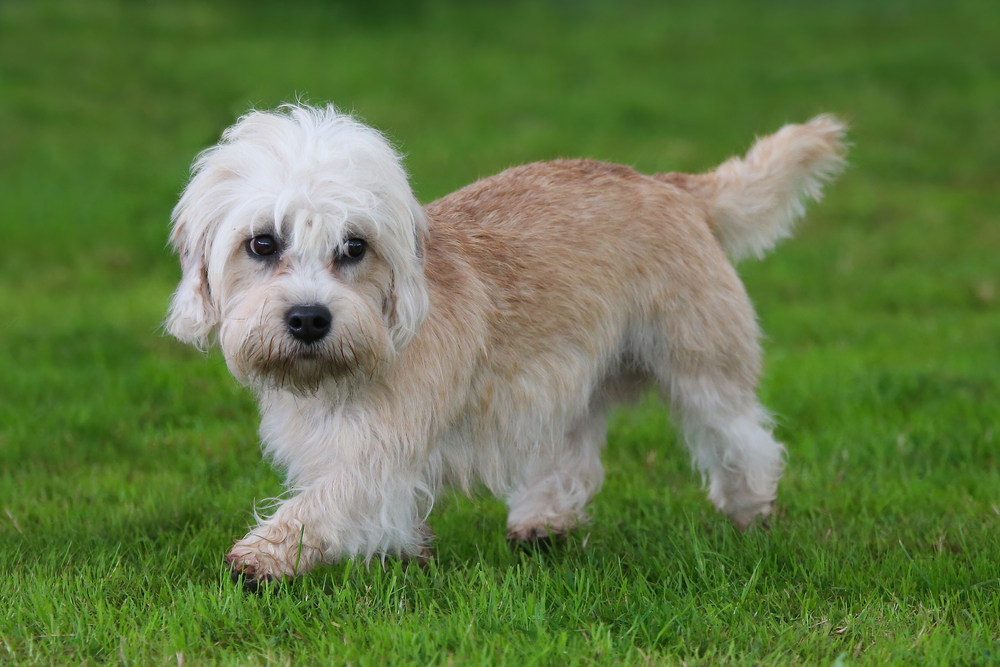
left=658, top=114, right=848, bottom=261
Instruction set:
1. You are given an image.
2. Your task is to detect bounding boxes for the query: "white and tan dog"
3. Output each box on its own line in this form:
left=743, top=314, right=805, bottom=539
left=167, top=104, right=846, bottom=588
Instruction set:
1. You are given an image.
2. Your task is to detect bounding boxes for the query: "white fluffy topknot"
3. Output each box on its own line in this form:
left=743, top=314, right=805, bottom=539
left=166, top=103, right=429, bottom=353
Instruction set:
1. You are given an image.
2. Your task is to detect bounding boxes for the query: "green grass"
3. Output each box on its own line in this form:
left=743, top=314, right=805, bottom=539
left=2, top=0, right=999, bottom=664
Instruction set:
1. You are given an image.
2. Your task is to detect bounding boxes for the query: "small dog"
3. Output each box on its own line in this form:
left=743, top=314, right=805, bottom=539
left=167, top=104, right=846, bottom=588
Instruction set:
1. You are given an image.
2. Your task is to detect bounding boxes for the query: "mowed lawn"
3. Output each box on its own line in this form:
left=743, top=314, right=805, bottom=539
left=1, top=1, right=998, bottom=665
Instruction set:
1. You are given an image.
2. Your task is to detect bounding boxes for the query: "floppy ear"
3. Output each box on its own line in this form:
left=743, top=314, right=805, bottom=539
left=165, top=213, right=220, bottom=351
left=385, top=202, right=430, bottom=353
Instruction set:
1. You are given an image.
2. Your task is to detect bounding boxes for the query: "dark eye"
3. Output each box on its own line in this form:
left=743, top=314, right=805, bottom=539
left=343, top=238, right=367, bottom=261
left=247, top=235, right=278, bottom=258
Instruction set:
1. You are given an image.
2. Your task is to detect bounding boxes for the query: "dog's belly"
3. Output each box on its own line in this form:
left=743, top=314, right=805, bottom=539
left=430, top=357, right=651, bottom=497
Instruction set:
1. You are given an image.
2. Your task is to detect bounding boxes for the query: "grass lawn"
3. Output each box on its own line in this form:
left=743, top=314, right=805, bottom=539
left=1, top=0, right=998, bottom=664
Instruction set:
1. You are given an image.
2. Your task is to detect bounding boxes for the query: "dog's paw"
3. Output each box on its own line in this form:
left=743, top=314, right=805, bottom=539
left=506, top=525, right=565, bottom=552
left=226, top=550, right=281, bottom=593
left=506, top=508, right=584, bottom=551
left=726, top=499, right=775, bottom=532
left=225, top=522, right=322, bottom=591
left=708, top=470, right=778, bottom=532
left=400, top=543, right=436, bottom=571
left=227, top=553, right=279, bottom=593
left=399, top=524, right=436, bottom=570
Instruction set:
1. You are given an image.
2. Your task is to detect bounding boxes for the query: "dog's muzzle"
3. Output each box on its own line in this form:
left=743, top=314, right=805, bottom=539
left=285, top=305, right=332, bottom=343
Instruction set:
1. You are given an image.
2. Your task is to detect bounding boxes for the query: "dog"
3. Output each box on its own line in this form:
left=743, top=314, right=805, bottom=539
left=166, top=104, right=846, bottom=589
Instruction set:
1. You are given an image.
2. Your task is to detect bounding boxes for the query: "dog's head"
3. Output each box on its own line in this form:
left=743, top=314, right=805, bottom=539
left=166, top=104, right=429, bottom=391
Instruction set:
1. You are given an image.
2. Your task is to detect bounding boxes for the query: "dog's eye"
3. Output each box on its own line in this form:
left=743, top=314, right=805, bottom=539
left=343, top=238, right=367, bottom=261
left=247, top=235, right=278, bottom=258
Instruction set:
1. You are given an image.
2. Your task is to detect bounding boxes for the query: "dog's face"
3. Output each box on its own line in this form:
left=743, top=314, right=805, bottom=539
left=166, top=106, right=429, bottom=391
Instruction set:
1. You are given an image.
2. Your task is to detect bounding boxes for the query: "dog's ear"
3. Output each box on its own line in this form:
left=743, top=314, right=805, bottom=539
left=385, top=202, right=430, bottom=353
left=165, top=210, right=220, bottom=350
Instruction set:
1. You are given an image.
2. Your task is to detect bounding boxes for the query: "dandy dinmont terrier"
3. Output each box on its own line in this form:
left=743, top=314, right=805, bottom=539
left=166, top=104, right=846, bottom=588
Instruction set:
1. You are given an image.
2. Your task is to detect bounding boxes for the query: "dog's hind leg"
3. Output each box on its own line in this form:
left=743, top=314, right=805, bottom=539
left=667, top=375, right=785, bottom=529
left=641, top=261, right=785, bottom=529
left=505, top=409, right=607, bottom=546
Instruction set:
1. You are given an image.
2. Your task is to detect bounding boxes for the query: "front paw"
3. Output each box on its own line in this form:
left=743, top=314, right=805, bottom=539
left=226, top=549, right=279, bottom=593
left=225, top=522, right=322, bottom=591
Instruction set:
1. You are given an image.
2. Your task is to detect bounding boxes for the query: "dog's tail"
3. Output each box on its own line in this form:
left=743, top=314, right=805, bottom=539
left=657, top=114, right=847, bottom=262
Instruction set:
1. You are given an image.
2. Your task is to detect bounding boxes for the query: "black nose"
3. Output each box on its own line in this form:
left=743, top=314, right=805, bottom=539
left=285, top=305, right=332, bottom=343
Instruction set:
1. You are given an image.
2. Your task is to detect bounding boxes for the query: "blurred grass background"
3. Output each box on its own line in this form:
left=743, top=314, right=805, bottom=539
left=1, top=0, right=998, bottom=665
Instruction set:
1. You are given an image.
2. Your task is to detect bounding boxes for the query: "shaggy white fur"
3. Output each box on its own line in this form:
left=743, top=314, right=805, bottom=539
left=167, top=104, right=846, bottom=587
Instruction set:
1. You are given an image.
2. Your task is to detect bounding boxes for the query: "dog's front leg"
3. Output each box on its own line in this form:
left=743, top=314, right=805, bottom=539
left=226, top=500, right=323, bottom=590
left=226, top=454, right=433, bottom=590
